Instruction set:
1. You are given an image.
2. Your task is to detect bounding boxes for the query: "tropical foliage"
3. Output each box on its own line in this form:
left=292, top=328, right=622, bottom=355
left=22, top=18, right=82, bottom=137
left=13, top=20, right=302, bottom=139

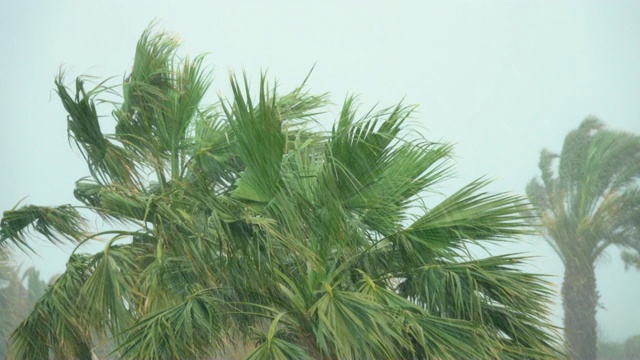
left=527, top=118, right=640, bottom=359
left=598, top=334, right=640, bottom=360
left=0, top=27, right=562, bottom=359
left=0, top=251, right=48, bottom=358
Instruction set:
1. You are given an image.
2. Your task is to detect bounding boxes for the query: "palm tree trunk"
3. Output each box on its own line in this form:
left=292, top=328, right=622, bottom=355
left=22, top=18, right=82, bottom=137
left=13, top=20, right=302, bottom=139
left=562, top=259, right=598, bottom=360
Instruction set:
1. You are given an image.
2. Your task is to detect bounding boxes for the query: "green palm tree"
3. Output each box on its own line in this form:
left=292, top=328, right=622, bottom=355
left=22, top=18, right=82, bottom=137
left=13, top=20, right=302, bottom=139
left=1, top=27, right=563, bottom=359
left=526, top=118, right=640, bottom=360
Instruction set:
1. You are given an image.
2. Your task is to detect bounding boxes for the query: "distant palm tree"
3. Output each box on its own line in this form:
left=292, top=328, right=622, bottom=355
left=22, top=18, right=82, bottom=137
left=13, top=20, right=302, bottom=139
left=1, top=27, right=562, bottom=359
left=527, top=118, right=640, bottom=360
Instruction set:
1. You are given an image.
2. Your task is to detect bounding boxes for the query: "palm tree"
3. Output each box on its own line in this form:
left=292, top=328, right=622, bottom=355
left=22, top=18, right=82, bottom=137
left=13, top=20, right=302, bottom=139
left=0, top=27, right=563, bottom=359
left=526, top=118, right=640, bottom=359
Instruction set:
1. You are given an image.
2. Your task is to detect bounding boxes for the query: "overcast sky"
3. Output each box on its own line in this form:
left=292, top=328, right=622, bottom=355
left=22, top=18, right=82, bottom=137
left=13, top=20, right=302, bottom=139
left=1, top=0, right=639, bottom=343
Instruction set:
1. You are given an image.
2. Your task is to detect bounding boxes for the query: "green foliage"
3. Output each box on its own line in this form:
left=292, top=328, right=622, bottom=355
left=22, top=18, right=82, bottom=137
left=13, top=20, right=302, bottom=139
left=0, top=251, right=49, bottom=358
left=598, top=335, right=640, bottom=360
left=1, top=26, right=563, bottom=359
left=0, top=204, right=85, bottom=252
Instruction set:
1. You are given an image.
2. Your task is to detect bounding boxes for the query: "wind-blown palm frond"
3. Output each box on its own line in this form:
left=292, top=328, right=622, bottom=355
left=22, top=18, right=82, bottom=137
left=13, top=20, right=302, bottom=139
left=0, top=204, right=84, bottom=251
left=225, top=74, right=287, bottom=204
left=57, top=76, right=140, bottom=186
left=322, top=100, right=452, bottom=235
left=116, top=290, right=226, bottom=359
left=10, top=254, right=93, bottom=360
left=245, top=312, right=314, bottom=360
left=3, top=26, right=563, bottom=359
left=81, top=242, right=146, bottom=338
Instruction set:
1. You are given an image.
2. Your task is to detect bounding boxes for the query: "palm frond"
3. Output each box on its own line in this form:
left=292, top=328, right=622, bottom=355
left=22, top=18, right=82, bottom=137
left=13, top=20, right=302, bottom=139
left=116, top=290, right=226, bottom=359
left=56, top=76, right=140, bottom=186
left=0, top=204, right=85, bottom=251
left=310, top=281, right=403, bottom=359
left=245, top=313, right=314, bottom=360
left=225, top=74, right=286, bottom=203
left=9, top=254, right=93, bottom=360
left=81, top=242, right=145, bottom=339
left=399, top=179, right=533, bottom=252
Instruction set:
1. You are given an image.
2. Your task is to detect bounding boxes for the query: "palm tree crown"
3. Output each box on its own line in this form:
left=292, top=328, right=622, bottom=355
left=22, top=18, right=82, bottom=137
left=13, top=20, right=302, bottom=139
left=1, top=27, right=562, bottom=359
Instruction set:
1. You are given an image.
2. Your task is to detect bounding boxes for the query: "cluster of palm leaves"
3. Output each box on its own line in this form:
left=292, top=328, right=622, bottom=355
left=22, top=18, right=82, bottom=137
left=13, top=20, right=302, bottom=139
left=0, top=28, right=562, bottom=359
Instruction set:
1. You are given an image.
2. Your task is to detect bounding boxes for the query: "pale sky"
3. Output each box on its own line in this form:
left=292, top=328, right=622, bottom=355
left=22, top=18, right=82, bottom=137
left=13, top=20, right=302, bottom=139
left=1, top=0, right=639, bottom=343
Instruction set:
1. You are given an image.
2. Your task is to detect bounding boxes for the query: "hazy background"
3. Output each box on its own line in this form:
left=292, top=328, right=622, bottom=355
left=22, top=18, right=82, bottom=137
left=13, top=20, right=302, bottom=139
left=1, top=0, right=639, bottom=343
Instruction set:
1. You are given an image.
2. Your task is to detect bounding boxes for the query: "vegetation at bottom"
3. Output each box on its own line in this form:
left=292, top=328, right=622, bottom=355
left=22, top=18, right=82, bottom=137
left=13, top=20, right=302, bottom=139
left=598, top=334, right=640, bottom=360
left=0, top=251, right=48, bottom=358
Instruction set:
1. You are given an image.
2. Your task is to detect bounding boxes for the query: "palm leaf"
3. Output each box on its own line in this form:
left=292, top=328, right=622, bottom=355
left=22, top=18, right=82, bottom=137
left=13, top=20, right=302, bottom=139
left=116, top=290, right=226, bottom=359
left=225, top=74, right=286, bottom=204
left=1, top=204, right=85, bottom=251
left=10, top=254, right=93, bottom=360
